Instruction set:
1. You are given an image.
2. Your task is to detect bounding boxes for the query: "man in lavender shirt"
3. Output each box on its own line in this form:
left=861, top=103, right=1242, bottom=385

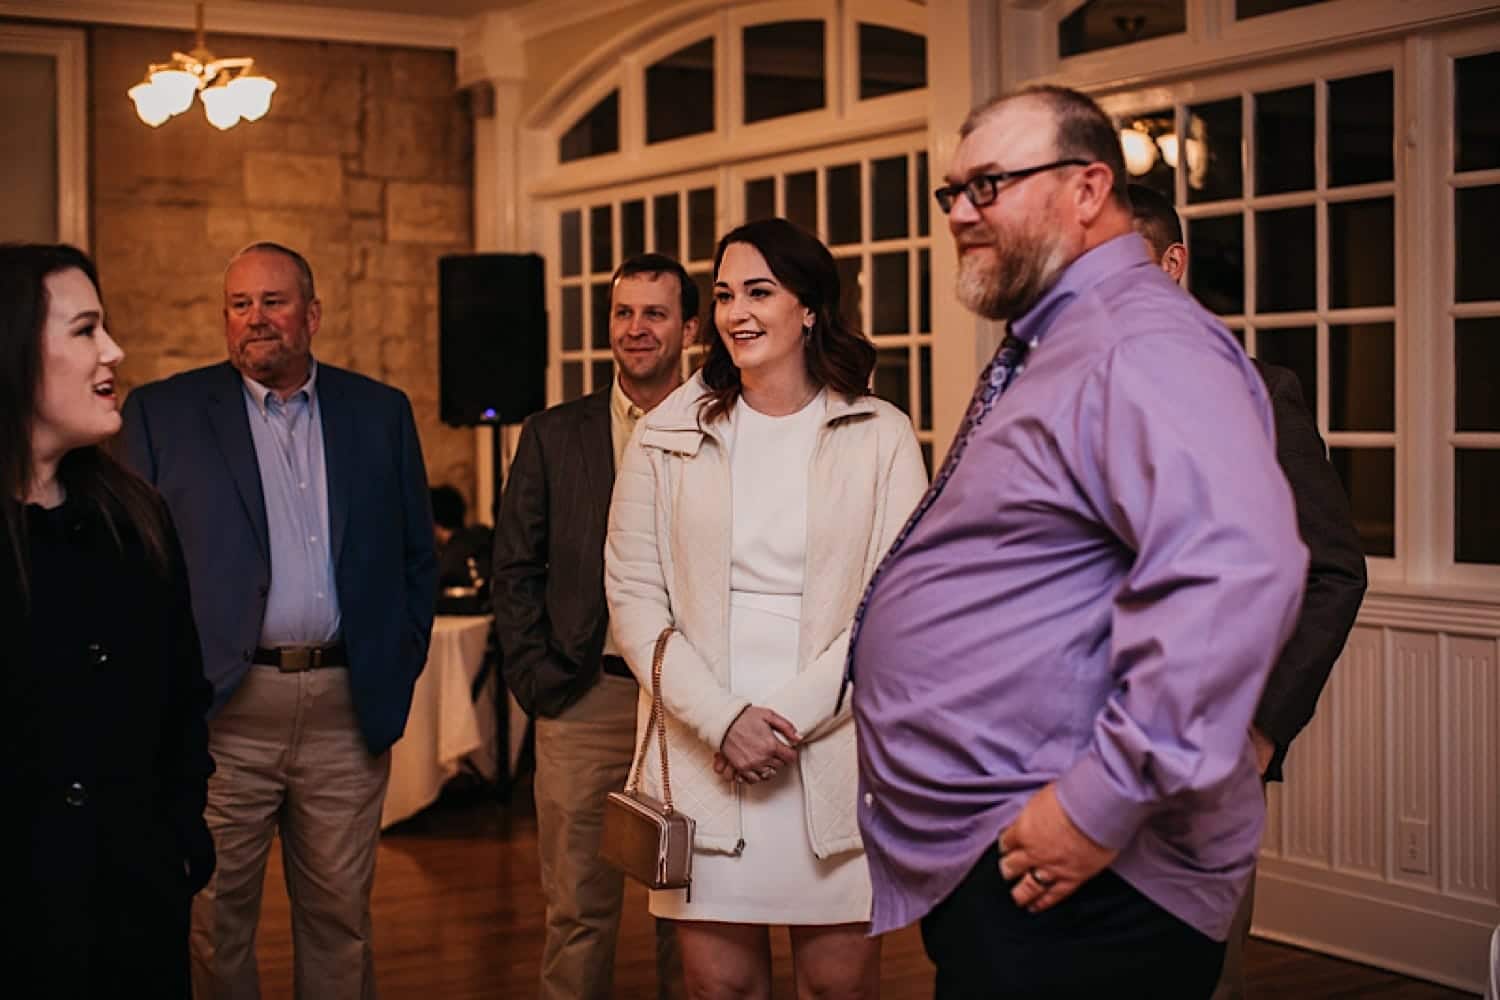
left=847, top=86, right=1309, bottom=997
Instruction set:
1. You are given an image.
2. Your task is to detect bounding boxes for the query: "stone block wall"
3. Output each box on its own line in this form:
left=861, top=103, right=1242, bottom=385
left=90, top=25, right=477, bottom=501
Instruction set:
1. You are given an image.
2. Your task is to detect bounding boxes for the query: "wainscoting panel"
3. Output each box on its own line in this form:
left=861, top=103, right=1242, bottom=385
left=1254, top=594, right=1500, bottom=995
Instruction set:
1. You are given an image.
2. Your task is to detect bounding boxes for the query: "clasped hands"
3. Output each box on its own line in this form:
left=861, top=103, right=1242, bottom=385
left=713, top=705, right=799, bottom=785
left=997, top=783, right=1118, bottom=914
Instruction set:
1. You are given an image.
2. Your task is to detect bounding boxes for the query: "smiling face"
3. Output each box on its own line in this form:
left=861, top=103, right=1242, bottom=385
left=223, top=249, right=320, bottom=392
left=31, top=267, right=124, bottom=465
left=712, top=241, right=814, bottom=390
left=609, top=271, right=695, bottom=395
left=947, top=100, right=1080, bottom=320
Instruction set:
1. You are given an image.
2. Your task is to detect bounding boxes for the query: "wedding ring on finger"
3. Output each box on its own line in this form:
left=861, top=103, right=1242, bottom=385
left=1029, top=868, right=1056, bottom=888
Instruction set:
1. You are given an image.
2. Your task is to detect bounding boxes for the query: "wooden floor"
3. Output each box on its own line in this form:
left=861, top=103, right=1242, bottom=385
left=249, top=781, right=1478, bottom=998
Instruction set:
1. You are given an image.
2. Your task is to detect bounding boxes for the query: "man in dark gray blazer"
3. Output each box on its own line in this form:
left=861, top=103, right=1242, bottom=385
left=1130, top=184, right=1368, bottom=998
left=121, top=241, right=437, bottom=999
left=493, top=253, right=695, bottom=999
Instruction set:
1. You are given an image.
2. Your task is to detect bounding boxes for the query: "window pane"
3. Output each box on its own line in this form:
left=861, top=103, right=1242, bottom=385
left=646, top=39, right=714, bottom=144
left=653, top=194, right=680, bottom=259
left=1456, top=449, right=1500, bottom=564
left=1456, top=186, right=1500, bottom=303
left=828, top=163, right=862, bottom=245
left=836, top=255, right=863, bottom=331
left=786, top=171, right=817, bottom=233
left=916, top=152, right=930, bottom=237
left=1237, top=0, right=1327, bottom=17
left=1255, top=85, right=1314, bottom=195
left=873, top=156, right=909, bottom=241
left=1255, top=327, right=1316, bottom=417
left=562, top=361, right=584, bottom=401
left=1329, top=70, right=1393, bottom=187
left=1330, top=446, right=1394, bottom=557
left=621, top=199, right=645, bottom=260
left=871, top=251, right=909, bottom=335
left=590, top=282, right=611, bottom=350
left=859, top=24, right=925, bottom=100
left=918, top=344, right=933, bottom=431
left=560, top=210, right=582, bottom=278
left=1189, top=214, right=1244, bottom=315
left=1329, top=322, right=1394, bottom=432
left=744, top=21, right=825, bottom=123
left=591, top=359, right=614, bottom=394
left=1119, top=109, right=1175, bottom=196
left=1059, top=0, right=1185, bottom=58
left=688, top=187, right=716, bottom=262
left=1456, top=317, right=1500, bottom=432
left=1456, top=52, right=1500, bottom=173
left=561, top=285, right=583, bottom=351
left=690, top=270, right=712, bottom=330
left=1256, top=207, right=1315, bottom=313
left=1186, top=98, right=1243, bottom=204
left=918, top=248, right=931, bottom=333
left=874, top=347, right=911, bottom=412
left=559, top=91, right=619, bottom=163
left=590, top=204, right=613, bottom=274
left=1328, top=197, right=1394, bottom=309
left=745, top=177, right=774, bottom=222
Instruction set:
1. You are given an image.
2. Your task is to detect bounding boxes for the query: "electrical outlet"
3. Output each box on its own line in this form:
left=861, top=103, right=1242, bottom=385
left=1398, top=819, right=1431, bottom=875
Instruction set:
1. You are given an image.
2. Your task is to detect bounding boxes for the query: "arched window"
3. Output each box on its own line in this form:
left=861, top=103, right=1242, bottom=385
left=558, top=89, right=619, bottom=163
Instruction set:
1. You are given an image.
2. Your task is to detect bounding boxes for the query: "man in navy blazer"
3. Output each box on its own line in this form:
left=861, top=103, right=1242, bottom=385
left=121, top=241, right=437, bottom=999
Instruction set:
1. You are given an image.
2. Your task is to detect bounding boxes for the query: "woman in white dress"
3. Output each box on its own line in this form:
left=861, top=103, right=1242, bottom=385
left=606, top=218, right=927, bottom=997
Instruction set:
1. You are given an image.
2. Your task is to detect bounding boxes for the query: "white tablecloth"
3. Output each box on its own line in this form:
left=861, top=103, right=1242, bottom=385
left=381, top=615, right=526, bottom=829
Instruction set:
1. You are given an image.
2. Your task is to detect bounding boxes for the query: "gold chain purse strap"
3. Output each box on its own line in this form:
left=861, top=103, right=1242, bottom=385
left=625, top=626, right=676, bottom=813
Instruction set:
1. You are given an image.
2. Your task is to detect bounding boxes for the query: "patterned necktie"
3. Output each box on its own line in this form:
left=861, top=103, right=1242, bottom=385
left=837, top=333, right=1032, bottom=709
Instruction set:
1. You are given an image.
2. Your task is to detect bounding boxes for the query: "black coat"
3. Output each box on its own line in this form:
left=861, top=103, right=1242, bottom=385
left=492, top=388, right=615, bottom=717
left=1, top=494, right=214, bottom=998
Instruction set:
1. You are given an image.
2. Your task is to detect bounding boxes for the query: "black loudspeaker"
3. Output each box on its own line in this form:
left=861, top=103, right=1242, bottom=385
left=439, top=253, right=547, bottom=427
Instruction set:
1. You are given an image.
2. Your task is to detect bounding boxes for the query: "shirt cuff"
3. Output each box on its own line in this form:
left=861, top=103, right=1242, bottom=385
left=1053, top=749, right=1154, bottom=851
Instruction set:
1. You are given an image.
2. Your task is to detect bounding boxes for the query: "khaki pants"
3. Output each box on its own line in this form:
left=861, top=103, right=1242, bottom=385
left=534, top=672, right=682, bottom=1000
left=191, top=665, right=390, bottom=1000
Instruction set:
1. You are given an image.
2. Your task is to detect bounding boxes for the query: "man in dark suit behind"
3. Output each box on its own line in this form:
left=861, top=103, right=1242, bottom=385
left=1129, top=184, right=1368, bottom=998
left=121, top=241, right=437, bottom=999
left=492, top=253, right=695, bottom=999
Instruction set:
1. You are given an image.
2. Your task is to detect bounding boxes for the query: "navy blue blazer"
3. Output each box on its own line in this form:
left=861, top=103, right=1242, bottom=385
left=120, top=361, right=438, bottom=755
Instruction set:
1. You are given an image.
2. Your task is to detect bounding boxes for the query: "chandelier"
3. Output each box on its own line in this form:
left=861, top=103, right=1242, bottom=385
left=127, top=1, right=277, bottom=130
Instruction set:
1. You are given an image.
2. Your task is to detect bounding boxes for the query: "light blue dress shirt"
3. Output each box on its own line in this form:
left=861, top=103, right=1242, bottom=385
left=241, top=362, right=342, bottom=646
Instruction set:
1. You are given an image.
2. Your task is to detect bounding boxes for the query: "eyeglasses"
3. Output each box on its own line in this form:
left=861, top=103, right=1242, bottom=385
left=933, top=158, right=1092, bottom=214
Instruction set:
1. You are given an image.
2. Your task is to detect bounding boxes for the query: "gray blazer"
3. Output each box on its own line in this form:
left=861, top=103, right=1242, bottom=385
left=491, top=387, right=617, bottom=718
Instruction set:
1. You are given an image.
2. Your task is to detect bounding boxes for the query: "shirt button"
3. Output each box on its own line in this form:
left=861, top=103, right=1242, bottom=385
left=863, top=792, right=874, bottom=807
left=309, top=535, right=317, bottom=543
left=65, top=781, right=88, bottom=807
left=242, top=648, right=254, bottom=662
left=86, top=642, right=109, bottom=666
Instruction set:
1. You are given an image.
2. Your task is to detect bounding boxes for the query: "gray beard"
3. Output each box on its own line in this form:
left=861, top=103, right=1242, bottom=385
left=956, top=241, right=1070, bottom=321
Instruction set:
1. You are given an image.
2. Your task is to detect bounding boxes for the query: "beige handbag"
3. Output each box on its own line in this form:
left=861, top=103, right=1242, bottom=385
left=599, top=626, right=696, bottom=900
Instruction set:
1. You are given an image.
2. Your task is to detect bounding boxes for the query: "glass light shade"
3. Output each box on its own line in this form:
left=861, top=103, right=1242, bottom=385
left=227, top=74, right=276, bottom=122
left=1120, top=127, right=1158, bottom=176
left=1157, top=133, right=1180, bottom=169
left=200, top=83, right=242, bottom=130
left=149, top=68, right=200, bottom=115
left=128, top=80, right=172, bottom=127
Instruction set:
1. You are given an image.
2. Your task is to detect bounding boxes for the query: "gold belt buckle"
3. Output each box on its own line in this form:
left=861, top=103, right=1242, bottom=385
left=278, top=646, right=315, bottom=672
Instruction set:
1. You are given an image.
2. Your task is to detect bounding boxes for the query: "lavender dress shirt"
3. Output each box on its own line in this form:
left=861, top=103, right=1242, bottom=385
left=851, top=234, right=1308, bottom=941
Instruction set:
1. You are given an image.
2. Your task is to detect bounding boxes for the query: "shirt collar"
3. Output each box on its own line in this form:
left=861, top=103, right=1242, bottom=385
left=610, top=376, right=646, bottom=425
left=242, top=359, right=318, bottom=415
left=1008, top=232, right=1154, bottom=348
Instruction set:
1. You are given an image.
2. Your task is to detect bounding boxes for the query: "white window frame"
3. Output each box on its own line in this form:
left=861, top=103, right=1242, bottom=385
left=0, top=22, right=87, bottom=247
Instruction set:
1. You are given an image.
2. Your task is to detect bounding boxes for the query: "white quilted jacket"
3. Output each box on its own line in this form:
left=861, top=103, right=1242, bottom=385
left=604, top=374, right=927, bottom=857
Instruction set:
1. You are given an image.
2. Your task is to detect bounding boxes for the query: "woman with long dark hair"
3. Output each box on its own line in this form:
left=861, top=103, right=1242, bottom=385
left=606, top=218, right=927, bottom=996
left=0, top=243, right=214, bottom=997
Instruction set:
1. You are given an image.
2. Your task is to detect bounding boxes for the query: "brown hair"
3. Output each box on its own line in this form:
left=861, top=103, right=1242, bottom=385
left=0, top=243, right=168, bottom=601
left=962, top=84, right=1130, bottom=207
left=699, top=218, right=875, bottom=424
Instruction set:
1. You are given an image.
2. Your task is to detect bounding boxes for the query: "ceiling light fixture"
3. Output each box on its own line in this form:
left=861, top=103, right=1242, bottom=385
left=127, top=0, right=277, bottom=130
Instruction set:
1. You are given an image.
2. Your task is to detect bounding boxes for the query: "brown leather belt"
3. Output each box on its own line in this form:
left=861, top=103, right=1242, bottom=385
left=253, top=642, right=348, bottom=672
left=600, top=654, right=634, bottom=679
